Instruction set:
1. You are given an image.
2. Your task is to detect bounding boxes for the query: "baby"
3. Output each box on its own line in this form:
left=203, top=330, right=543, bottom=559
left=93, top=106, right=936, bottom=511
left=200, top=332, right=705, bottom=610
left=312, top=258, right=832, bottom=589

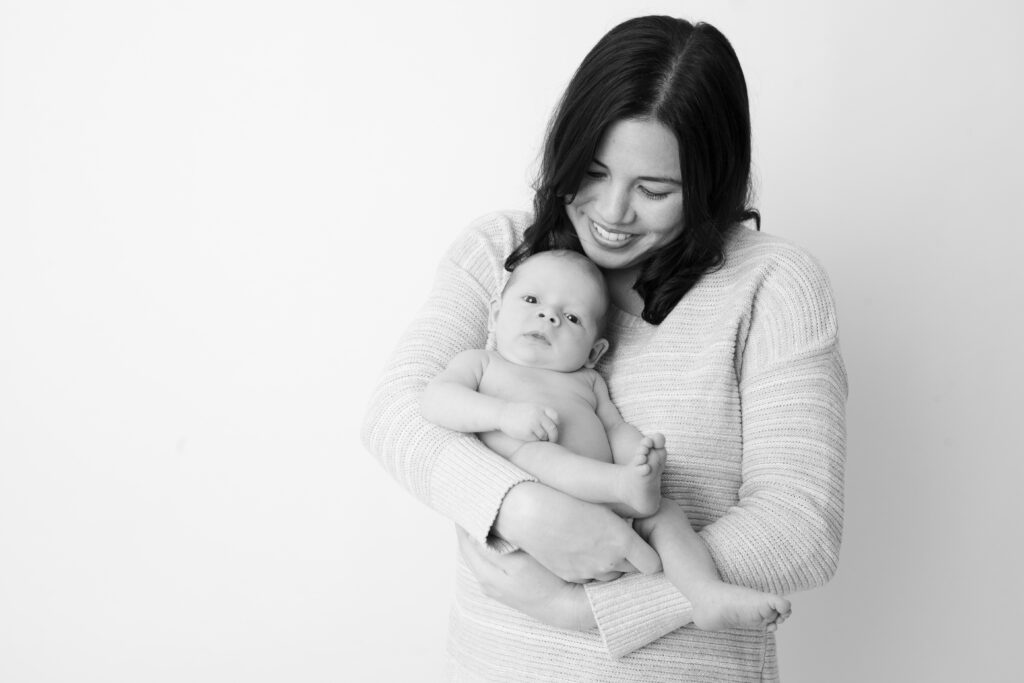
left=421, top=249, right=791, bottom=632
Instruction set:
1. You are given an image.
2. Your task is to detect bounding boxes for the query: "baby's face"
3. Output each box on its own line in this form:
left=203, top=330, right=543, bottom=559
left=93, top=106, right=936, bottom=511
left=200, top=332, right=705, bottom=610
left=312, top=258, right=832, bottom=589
left=492, top=255, right=609, bottom=372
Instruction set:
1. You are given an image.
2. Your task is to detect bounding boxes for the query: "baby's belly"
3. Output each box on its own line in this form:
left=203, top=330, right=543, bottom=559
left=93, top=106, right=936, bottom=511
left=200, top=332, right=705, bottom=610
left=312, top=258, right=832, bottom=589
left=478, top=398, right=613, bottom=463
left=552, top=403, right=613, bottom=463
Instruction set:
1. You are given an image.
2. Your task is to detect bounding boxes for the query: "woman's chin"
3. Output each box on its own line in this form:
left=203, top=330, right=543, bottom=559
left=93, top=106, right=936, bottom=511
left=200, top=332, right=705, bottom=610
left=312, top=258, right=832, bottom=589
left=578, top=241, right=641, bottom=271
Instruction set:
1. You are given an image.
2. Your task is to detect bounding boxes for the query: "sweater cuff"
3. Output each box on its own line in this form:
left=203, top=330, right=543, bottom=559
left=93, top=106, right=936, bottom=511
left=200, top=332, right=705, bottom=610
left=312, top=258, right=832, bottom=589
left=584, top=573, right=693, bottom=658
left=429, top=436, right=536, bottom=551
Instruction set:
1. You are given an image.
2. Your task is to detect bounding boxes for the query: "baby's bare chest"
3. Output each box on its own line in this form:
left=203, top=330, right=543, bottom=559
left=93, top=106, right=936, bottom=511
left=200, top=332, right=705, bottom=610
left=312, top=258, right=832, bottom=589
left=480, top=362, right=594, bottom=413
left=479, top=360, right=610, bottom=458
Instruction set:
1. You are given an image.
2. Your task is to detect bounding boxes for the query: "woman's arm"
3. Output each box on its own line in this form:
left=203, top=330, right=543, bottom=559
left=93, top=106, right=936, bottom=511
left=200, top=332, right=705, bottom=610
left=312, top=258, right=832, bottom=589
left=362, top=214, right=537, bottom=545
left=584, top=247, right=848, bottom=658
left=456, top=527, right=596, bottom=631
left=700, top=249, right=847, bottom=594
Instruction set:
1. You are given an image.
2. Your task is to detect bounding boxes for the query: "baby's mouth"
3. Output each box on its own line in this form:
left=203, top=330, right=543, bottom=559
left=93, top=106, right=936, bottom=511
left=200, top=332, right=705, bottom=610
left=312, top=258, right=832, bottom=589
left=523, top=331, right=550, bottom=345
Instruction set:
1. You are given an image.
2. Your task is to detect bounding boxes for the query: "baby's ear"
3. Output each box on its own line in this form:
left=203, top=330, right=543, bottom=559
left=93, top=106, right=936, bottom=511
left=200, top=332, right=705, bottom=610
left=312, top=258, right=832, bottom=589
left=584, top=337, right=610, bottom=369
left=488, top=297, right=501, bottom=330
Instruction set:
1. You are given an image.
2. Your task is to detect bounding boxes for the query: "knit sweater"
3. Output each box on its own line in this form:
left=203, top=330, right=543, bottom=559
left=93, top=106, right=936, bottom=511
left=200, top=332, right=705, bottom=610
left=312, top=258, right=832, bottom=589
left=362, top=211, right=847, bottom=682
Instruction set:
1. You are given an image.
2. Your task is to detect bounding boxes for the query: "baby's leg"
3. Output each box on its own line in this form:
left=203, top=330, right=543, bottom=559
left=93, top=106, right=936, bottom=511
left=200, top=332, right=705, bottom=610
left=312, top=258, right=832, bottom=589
left=508, top=437, right=665, bottom=518
left=612, top=433, right=667, bottom=518
left=635, top=499, right=792, bottom=632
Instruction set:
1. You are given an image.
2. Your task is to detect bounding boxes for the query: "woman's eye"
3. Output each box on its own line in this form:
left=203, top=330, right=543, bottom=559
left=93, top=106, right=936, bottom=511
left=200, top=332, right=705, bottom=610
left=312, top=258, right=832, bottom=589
left=639, top=186, right=670, bottom=200
left=585, top=169, right=605, bottom=179
left=522, top=295, right=537, bottom=304
left=566, top=314, right=580, bottom=325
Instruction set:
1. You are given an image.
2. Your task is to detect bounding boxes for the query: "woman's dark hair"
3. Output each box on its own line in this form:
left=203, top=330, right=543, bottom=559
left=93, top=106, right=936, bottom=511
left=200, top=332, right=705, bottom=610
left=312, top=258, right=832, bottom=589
left=505, top=16, right=759, bottom=325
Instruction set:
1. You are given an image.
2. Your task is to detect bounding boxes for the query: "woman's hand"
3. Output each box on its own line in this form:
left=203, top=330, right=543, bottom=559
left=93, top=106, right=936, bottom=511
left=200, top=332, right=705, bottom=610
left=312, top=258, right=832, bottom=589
left=492, top=482, right=662, bottom=583
left=457, top=527, right=596, bottom=631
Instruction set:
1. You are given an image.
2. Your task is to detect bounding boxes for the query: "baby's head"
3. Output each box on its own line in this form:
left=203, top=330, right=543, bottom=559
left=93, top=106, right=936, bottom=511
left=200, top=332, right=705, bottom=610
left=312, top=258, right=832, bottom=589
left=491, top=250, right=610, bottom=372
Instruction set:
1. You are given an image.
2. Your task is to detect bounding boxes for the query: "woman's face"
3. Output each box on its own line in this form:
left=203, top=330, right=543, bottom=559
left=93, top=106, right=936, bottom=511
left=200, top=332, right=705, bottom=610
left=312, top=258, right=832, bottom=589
left=566, top=118, right=684, bottom=272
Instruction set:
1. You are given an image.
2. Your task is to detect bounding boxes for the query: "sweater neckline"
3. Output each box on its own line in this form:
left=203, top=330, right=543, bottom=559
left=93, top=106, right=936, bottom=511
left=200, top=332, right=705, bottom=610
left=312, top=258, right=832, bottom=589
left=606, top=302, right=654, bottom=335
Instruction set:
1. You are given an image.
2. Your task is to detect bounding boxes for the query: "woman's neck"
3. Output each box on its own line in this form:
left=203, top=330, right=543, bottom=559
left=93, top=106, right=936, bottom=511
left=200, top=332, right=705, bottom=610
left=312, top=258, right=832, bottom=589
left=602, top=267, right=644, bottom=316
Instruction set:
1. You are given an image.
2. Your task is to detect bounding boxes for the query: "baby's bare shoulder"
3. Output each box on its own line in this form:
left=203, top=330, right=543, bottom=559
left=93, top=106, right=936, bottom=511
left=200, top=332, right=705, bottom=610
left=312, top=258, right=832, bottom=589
left=572, top=367, right=603, bottom=386
left=562, top=367, right=604, bottom=397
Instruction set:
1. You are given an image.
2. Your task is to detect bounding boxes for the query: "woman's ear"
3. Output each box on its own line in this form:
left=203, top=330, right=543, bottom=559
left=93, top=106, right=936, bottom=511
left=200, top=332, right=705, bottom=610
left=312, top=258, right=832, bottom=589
left=584, top=338, right=610, bottom=368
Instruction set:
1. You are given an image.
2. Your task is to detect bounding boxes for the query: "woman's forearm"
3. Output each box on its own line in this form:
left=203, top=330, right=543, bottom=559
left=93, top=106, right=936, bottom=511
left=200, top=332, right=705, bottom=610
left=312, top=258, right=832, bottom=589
left=362, top=217, right=537, bottom=545
left=586, top=256, right=848, bottom=658
left=701, top=344, right=846, bottom=594
left=491, top=481, right=661, bottom=582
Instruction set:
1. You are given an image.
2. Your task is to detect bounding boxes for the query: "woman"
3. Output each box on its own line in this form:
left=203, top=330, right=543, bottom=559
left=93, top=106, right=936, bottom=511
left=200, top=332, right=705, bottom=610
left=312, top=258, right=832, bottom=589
left=363, top=15, right=846, bottom=682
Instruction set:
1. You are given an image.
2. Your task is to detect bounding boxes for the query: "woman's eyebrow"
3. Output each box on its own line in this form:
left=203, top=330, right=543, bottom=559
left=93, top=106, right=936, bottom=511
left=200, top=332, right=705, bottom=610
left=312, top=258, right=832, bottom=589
left=591, top=158, right=682, bottom=185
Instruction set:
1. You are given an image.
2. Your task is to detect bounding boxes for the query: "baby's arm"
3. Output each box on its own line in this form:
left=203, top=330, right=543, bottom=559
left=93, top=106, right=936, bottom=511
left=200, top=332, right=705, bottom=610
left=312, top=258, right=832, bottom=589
left=505, top=371, right=662, bottom=518
left=420, top=350, right=560, bottom=442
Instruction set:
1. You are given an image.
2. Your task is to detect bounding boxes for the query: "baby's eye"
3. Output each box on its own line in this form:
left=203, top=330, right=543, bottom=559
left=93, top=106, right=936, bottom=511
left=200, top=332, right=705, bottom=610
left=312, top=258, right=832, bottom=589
left=566, top=314, right=581, bottom=325
left=522, top=295, right=537, bottom=304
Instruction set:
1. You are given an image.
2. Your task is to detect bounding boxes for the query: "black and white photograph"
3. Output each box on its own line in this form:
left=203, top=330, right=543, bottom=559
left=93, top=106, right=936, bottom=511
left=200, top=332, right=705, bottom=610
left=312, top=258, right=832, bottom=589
left=1, top=1, right=1021, bottom=681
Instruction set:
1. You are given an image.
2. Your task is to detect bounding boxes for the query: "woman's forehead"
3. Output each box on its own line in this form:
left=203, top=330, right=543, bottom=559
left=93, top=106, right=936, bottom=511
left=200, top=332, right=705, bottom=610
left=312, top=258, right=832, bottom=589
left=596, top=118, right=680, bottom=178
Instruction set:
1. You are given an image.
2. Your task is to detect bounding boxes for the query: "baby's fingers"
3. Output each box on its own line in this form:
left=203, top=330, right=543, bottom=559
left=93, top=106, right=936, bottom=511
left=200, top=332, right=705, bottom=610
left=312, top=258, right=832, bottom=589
left=540, top=416, right=559, bottom=443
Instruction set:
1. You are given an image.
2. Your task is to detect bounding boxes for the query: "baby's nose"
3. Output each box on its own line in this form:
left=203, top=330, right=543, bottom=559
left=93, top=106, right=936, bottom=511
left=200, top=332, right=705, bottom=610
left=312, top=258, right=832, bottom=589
left=537, top=311, right=559, bottom=326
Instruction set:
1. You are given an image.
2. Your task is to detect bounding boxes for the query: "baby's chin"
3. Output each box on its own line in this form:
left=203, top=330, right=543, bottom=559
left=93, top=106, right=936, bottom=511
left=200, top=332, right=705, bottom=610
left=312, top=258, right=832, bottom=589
left=494, top=344, right=585, bottom=373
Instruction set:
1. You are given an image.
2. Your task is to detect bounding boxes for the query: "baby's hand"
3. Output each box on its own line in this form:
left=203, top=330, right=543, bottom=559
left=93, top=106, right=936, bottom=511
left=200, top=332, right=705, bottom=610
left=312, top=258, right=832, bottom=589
left=499, top=403, right=559, bottom=443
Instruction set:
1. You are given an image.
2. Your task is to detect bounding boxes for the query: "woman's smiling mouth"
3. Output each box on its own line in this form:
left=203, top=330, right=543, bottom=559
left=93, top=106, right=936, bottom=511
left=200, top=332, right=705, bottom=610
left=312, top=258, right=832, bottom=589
left=590, top=219, right=636, bottom=247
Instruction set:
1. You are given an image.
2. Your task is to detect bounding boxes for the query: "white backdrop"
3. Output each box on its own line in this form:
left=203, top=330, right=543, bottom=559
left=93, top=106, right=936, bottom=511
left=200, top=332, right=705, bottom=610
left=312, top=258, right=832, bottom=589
left=2, top=1, right=1022, bottom=681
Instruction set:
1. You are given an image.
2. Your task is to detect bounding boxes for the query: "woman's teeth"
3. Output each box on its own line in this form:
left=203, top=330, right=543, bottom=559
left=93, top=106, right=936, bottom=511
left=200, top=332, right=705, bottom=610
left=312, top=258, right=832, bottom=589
left=591, top=220, right=633, bottom=243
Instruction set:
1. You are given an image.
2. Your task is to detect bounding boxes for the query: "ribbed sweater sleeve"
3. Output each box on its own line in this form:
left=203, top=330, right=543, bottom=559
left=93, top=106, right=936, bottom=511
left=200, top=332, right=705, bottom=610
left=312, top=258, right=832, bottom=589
left=702, top=246, right=847, bottom=593
left=585, top=572, right=694, bottom=658
left=586, top=243, right=847, bottom=659
left=361, top=214, right=537, bottom=546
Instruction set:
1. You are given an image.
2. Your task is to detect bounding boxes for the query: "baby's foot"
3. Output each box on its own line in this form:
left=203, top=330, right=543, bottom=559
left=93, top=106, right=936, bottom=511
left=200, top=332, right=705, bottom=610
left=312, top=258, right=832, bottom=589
left=689, top=582, right=792, bottom=633
left=613, top=433, right=666, bottom=518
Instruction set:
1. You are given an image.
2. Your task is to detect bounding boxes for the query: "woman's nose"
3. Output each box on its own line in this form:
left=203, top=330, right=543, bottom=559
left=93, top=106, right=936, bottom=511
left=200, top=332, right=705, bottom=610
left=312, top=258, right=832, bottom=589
left=537, top=311, right=560, bottom=326
left=595, top=184, right=633, bottom=224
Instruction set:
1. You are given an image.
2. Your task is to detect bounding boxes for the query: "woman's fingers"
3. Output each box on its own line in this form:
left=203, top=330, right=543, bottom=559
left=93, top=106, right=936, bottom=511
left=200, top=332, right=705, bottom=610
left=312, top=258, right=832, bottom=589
left=456, top=526, right=592, bottom=631
left=457, top=528, right=510, bottom=597
left=495, top=482, right=665, bottom=582
left=457, top=527, right=491, bottom=569
left=624, top=533, right=663, bottom=574
left=612, top=559, right=639, bottom=574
